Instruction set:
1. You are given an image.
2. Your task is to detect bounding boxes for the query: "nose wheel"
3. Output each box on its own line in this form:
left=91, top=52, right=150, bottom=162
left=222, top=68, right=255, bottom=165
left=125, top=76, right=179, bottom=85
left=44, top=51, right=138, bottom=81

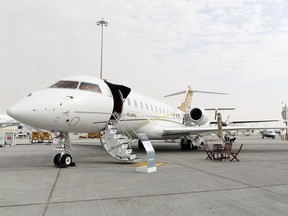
left=54, top=153, right=75, bottom=168
left=53, top=132, right=76, bottom=168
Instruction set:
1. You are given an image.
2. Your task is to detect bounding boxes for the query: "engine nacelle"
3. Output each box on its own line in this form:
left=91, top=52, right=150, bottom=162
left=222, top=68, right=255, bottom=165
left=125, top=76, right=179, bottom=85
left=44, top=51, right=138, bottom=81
left=184, top=107, right=209, bottom=126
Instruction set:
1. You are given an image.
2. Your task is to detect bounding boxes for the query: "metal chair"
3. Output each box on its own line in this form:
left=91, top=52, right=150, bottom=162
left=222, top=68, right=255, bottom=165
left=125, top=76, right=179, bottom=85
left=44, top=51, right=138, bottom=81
left=230, top=144, right=243, bottom=161
left=223, top=143, right=232, bottom=160
left=203, top=142, right=213, bottom=160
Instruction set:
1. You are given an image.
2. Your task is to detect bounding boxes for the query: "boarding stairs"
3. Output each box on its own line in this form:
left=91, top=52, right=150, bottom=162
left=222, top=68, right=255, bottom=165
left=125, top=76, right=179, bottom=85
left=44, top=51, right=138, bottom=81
left=100, top=114, right=139, bottom=162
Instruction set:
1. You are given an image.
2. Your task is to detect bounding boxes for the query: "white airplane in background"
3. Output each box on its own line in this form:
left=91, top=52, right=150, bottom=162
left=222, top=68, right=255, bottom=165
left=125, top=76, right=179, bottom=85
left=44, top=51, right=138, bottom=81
left=0, top=114, right=19, bottom=128
left=7, top=75, right=286, bottom=167
left=261, top=129, right=277, bottom=139
left=259, top=129, right=281, bottom=139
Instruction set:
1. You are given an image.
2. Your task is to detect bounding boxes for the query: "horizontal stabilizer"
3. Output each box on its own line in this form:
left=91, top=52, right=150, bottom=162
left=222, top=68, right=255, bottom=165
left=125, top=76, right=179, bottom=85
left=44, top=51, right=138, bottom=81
left=205, top=108, right=235, bottom=111
left=164, top=90, right=228, bottom=98
left=164, top=86, right=228, bottom=113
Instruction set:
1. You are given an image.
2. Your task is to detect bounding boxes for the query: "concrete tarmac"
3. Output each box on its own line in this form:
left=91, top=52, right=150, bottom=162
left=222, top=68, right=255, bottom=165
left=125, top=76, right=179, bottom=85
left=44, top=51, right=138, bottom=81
left=1, top=136, right=288, bottom=216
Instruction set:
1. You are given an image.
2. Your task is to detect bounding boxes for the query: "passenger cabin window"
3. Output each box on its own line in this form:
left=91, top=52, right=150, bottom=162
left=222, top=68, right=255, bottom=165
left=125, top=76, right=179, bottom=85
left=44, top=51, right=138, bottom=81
left=79, top=82, right=101, bottom=93
left=51, top=80, right=79, bottom=89
left=127, top=98, right=131, bottom=106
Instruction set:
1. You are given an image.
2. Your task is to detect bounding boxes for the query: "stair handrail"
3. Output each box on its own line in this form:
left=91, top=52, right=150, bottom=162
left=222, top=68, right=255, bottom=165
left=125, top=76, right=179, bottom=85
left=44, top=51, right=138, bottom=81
left=111, top=112, right=140, bottom=143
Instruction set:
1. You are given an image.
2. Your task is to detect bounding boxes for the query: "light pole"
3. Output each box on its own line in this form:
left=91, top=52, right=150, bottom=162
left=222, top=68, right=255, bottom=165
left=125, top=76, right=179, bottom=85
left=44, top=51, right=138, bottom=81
left=281, top=102, right=288, bottom=140
left=96, top=18, right=108, bottom=79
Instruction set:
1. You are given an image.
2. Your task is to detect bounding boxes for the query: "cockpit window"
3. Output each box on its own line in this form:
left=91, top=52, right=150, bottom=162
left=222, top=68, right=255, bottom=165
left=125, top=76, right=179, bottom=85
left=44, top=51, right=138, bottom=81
left=50, top=80, right=79, bottom=89
left=79, top=82, right=101, bottom=93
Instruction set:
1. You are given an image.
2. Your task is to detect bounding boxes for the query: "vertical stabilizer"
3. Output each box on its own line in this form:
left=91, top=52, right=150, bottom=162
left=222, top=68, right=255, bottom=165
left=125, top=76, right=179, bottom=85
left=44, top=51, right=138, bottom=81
left=178, top=86, right=193, bottom=113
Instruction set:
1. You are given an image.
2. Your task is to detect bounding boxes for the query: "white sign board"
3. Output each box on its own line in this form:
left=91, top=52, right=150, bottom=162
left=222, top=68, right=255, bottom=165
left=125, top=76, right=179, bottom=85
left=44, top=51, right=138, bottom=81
left=137, top=133, right=156, bottom=173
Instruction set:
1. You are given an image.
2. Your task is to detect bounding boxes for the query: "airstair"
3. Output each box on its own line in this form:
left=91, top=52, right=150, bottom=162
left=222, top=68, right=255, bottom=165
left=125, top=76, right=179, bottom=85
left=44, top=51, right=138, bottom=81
left=100, top=116, right=139, bottom=162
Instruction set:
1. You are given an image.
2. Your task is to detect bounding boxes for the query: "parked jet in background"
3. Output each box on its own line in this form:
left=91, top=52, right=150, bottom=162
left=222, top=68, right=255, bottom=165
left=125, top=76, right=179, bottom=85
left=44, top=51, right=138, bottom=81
left=260, top=129, right=281, bottom=139
left=261, top=129, right=276, bottom=139
left=0, top=114, right=19, bottom=128
left=7, top=75, right=286, bottom=167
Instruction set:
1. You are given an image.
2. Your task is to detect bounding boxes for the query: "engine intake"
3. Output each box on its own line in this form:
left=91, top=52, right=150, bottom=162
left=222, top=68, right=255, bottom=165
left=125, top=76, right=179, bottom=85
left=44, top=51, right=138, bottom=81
left=184, top=107, right=208, bottom=126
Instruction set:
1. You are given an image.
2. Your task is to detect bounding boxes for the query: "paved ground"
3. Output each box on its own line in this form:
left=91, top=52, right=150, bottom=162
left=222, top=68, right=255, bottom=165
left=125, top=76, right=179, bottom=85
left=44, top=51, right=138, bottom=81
left=0, top=136, right=288, bottom=216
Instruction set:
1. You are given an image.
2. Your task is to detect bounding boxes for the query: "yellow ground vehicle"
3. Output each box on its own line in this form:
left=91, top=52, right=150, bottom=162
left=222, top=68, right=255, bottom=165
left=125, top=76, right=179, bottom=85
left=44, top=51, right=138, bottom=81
left=30, top=131, right=52, bottom=143
left=88, top=132, right=100, bottom=139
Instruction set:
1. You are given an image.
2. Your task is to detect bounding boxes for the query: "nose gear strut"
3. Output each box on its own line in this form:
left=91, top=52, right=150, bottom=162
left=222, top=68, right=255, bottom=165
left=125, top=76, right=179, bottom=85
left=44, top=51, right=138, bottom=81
left=53, top=132, right=75, bottom=168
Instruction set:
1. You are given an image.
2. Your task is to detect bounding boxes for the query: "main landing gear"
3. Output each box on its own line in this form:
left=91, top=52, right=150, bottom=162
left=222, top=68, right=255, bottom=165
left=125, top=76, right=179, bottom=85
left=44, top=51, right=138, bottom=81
left=53, top=132, right=75, bottom=168
left=138, top=138, right=198, bottom=150
left=138, top=139, right=144, bottom=149
left=180, top=137, right=198, bottom=150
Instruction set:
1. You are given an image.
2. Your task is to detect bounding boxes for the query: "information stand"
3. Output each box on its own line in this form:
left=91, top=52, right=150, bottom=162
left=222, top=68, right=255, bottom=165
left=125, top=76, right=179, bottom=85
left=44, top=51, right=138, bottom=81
left=136, top=133, right=156, bottom=173
left=4, top=132, right=15, bottom=147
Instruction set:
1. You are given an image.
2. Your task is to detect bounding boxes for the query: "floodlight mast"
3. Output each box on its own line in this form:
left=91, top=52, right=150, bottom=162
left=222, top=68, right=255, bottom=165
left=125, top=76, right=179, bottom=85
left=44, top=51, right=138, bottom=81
left=282, top=102, right=288, bottom=139
left=96, top=18, right=108, bottom=80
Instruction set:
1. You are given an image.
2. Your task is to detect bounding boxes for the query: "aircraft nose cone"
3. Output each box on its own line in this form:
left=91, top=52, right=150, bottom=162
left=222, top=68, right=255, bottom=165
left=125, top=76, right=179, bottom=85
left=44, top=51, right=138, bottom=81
left=7, top=104, right=25, bottom=122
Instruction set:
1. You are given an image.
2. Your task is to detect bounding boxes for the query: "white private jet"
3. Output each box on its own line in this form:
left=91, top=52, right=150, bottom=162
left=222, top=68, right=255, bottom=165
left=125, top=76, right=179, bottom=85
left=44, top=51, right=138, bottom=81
left=0, top=114, right=19, bottom=128
left=260, top=129, right=280, bottom=139
left=6, top=75, right=286, bottom=167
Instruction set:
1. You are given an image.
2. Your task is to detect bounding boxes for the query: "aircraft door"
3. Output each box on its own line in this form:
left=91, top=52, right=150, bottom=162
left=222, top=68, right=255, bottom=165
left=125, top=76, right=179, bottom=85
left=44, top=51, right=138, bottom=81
left=105, top=82, right=131, bottom=120
left=114, top=90, right=124, bottom=115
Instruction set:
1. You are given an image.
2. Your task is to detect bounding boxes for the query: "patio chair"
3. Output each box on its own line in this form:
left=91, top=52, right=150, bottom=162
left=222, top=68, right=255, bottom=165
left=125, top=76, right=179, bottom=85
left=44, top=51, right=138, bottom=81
left=230, top=144, right=243, bottom=161
left=223, top=143, right=232, bottom=160
left=203, top=142, right=213, bottom=160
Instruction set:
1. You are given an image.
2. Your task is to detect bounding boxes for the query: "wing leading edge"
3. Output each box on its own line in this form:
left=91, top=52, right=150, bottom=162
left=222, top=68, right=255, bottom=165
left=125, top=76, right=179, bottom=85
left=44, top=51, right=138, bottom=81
left=162, top=125, right=287, bottom=137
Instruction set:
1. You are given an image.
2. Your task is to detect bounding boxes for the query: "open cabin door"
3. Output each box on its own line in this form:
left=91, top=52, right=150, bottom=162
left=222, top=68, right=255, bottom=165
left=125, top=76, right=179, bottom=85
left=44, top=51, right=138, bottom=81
left=105, top=82, right=131, bottom=120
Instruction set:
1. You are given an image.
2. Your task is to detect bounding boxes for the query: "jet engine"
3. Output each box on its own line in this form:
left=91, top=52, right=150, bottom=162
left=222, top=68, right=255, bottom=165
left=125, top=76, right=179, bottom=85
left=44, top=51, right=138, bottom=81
left=183, top=107, right=209, bottom=126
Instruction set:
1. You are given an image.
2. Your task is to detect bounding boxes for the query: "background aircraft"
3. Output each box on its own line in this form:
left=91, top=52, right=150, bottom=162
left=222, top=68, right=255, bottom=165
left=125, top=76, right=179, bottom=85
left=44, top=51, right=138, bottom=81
left=0, top=114, right=19, bottom=128
left=259, top=129, right=282, bottom=139
left=7, top=75, right=286, bottom=167
left=261, top=129, right=277, bottom=139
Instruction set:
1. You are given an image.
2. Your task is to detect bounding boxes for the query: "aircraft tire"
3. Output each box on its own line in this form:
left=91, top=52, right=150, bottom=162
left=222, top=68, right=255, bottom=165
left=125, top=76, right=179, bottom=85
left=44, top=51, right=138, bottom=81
left=186, top=140, right=192, bottom=150
left=180, top=139, right=191, bottom=150
left=53, top=153, right=61, bottom=167
left=61, top=154, right=72, bottom=167
left=180, top=139, right=185, bottom=150
left=138, top=140, right=144, bottom=149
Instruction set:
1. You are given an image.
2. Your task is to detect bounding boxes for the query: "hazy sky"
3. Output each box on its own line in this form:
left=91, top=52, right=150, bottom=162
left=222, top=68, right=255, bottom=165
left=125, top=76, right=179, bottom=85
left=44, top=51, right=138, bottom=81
left=1, top=0, right=287, bottom=123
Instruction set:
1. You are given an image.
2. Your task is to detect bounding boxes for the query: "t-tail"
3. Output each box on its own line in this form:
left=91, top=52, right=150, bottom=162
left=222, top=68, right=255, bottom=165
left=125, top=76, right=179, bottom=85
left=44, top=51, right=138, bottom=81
left=164, top=86, right=229, bottom=113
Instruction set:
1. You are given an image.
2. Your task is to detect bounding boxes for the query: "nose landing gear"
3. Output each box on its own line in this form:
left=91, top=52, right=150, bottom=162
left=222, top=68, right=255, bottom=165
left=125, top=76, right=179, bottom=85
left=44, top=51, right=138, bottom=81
left=54, top=153, right=75, bottom=168
left=53, top=132, right=75, bottom=168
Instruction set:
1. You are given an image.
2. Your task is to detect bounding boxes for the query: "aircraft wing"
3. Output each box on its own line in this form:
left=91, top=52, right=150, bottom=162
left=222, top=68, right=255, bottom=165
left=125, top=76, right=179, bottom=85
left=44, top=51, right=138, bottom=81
left=0, top=122, right=20, bottom=128
left=210, top=119, right=279, bottom=125
left=162, top=125, right=286, bottom=137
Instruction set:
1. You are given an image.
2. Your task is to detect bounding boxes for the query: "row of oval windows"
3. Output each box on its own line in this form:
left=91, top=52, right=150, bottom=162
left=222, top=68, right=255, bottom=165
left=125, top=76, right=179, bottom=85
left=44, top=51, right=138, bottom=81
left=126, top=98, right=180, bottom=118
